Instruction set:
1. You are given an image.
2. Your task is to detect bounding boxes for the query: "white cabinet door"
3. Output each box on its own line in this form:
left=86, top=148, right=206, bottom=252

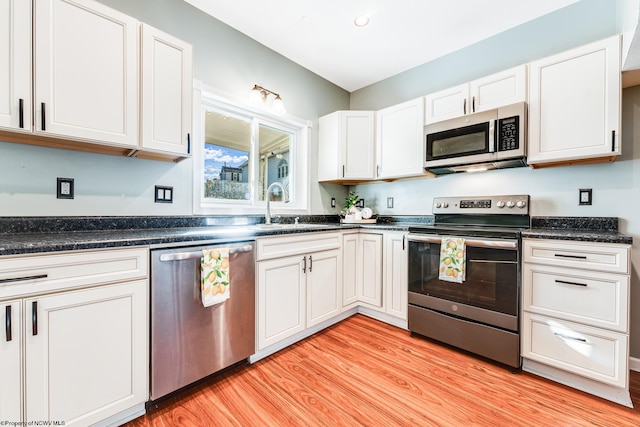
left=425, top=65, right=527, bottom=125
left=358, top=233, right=383, bottom=307
left=342, top=233, right=359, bottom=307
left=0, top=0, right=31, bottom=132
left=0, top=299, right=21, bottom=422
left=318, top=111, right=375, bottom=181
left=307, top=249, right=342, bottom=328
left=258, top=255, right=306, bottom=350
left=140, top=23, right=193, bottom=156
left=384, top=232, right=407, bottom=320
left=34, top=0, right=138, bottom=147
left=470, top=65, right=527, bottom=113
left=25, top=280, right=148, bottom=426
left=528, top=36, right=621, bottom=165
left=424, top=83, right=468, bottom=124
left=376, top=98, right=425, bottom=179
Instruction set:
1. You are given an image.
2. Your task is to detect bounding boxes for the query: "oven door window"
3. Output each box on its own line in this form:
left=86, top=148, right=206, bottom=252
left=408, top=240, right=518, bottom=316
left=426, top=122, right=489, bottom=161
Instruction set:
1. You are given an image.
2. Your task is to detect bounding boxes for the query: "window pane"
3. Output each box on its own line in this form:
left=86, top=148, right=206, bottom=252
left=258, top=124, right=293, bottom=202
left=203, top=110, right=251, bottom=200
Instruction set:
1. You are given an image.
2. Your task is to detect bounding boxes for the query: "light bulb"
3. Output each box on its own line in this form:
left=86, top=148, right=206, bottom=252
left=249, top=85, right=263, bottom=106
left=272, top=95, right=286, bottom=115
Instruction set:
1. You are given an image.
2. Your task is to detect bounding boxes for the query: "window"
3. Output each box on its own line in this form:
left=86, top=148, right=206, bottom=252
left=193, top=86, right=309, bottom=214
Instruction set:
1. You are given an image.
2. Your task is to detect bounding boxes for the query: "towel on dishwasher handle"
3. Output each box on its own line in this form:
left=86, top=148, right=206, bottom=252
left=439, top=237, right=466, bottom=284
left=201, top=248, right=230, bottom=307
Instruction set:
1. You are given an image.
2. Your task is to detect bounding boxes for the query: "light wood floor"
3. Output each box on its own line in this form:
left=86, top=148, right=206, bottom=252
left=126, top=314, right=640, bottom=426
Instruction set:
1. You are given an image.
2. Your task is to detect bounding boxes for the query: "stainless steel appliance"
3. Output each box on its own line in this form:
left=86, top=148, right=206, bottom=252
left=407, top=195, right=530, bottom=368
left=424, top=102, right=527, bottom=175
left=149, top=241, right=255, bottom=400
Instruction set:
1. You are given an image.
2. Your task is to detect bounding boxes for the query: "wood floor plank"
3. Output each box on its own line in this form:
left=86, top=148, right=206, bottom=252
left=126, top=315, right=640, bottom=427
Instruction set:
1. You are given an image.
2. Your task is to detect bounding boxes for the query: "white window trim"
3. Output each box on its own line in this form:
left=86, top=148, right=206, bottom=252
left=192, top=81, right=311, bottom=216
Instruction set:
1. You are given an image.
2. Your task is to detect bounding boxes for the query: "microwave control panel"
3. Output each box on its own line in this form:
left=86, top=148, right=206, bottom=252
left=498, top=116, right=519, bottom=151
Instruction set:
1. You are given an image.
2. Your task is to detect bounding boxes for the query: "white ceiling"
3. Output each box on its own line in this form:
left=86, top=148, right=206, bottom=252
left=184, top=0, right=579, bottom=92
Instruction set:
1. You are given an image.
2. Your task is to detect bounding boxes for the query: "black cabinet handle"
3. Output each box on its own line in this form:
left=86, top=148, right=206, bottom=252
left=612, top=130, right=616, bottom=152
left=472, top=96, right=475, bottom=113
left=302, top=256, right=306, bottom=273
left=32, top=301, right=38, bottom=336
left=309, top=255, right=313, bottom=272
left=187, top=133, right=191, bottom=154
left=463, top=98, right=467, bottom=115
left=41, top=102, right=46, bottom=131
left=555, top=279, right=588, bottom=287
left=554, top=253, right=587, bottom=260
left=5, top=305, right=11, bottom=342
left=19, top=99, right=24, bottom=128
left=342, top=165, right=345, bottom=178
left=0, top=274, right=48, bottom=284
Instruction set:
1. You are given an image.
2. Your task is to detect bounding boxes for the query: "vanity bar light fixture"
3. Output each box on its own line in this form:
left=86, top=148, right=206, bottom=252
left=250, top=84, right=286, bottom=115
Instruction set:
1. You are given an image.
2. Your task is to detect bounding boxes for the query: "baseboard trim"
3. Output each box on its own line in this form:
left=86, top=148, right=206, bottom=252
left=629, top=356, right=640, bottom=372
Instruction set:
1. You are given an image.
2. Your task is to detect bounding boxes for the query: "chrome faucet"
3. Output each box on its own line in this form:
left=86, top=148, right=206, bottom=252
left=265, top=182, right=289, bottom=224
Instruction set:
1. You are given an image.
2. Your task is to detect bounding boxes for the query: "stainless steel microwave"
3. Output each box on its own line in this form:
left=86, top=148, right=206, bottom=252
left=424, top=102, right=527, bottom=175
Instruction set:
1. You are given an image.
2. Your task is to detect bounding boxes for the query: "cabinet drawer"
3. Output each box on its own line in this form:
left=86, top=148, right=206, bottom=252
left=522, top=313, right=628, bottom=388
left=522, top=264, right=629, bottom=332
left=523, top=239, right=630, bottom=274
left=0, top=248, right=148, bottom=299
left=257, top=232, right=341, bottom=261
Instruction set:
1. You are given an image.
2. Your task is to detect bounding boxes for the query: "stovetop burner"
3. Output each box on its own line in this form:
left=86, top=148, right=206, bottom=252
left=409, top=194, right=530, bottom=239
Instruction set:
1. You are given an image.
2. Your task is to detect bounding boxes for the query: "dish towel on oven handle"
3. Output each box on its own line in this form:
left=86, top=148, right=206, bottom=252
left=439, top=237, right=466, bottom=284
left=201, top=248, right=230, bottom=307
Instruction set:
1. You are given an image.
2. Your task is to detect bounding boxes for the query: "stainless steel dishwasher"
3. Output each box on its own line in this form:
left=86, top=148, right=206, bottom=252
left=149, top=241, right=255, bottom=400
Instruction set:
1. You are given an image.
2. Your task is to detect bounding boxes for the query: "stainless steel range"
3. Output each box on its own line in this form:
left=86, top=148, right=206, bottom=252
left=407, top=194, right=530, bottom=368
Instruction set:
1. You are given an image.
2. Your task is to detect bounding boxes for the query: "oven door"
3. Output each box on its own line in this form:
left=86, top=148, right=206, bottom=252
left=407, top=234, right=519, bottom=331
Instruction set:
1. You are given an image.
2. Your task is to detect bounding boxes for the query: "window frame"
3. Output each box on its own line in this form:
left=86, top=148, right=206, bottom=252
left=192, top=83, right=310, bottom=215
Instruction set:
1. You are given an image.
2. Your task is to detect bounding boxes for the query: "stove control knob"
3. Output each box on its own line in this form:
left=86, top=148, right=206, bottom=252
left=435, top=202, right=442, bottom=208
left=516, top=200, right=527, bottom=209
left=442, top=202, right=449, bottom=208
left=496, top=200, right=505, bottom=209
left=506, top=200, right=515, bottom=209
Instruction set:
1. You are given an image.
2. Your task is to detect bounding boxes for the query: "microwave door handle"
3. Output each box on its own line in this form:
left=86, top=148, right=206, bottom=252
left=488, top=119, right=496, bottom=153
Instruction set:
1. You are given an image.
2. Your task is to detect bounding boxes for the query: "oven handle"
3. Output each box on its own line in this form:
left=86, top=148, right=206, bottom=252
left=406, top=234, right=517, bottom=250
left=158, top=244, right=254, bottom=261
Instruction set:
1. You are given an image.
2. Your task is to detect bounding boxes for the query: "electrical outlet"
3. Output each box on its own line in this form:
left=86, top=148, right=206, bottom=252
left=387, top=197, right=394, bottom=209
left=579, top=188, right=592, bottom=205
left=155, top=185, right=174, bottom=203
left=57, top=178, right=74, bottom=199
left=331, top=197, right=336, bottom=208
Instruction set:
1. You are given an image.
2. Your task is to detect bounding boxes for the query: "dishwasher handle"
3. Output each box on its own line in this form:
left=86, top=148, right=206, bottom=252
left=158, top=244, right=254, bottom=262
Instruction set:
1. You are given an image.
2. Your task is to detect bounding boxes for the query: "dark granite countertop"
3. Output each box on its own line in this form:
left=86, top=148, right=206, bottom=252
left=0, top=214, right=632, bottom=256
left=0, top=216, right=425, bottom=256
left=522, top=216, right=632, bottom=245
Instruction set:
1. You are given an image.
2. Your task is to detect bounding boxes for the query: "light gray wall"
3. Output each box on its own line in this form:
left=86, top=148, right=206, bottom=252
left=0, top=0, right=350, bottom=216
left=350, top=0, right=640, bottom=358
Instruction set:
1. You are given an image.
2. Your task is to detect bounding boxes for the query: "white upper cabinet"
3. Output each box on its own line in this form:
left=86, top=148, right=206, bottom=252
left=528, top=35, right=621, bottom=165
left=34, top=0, right=139, bottom=147
left=425, top=65, right=527, bottom=124
left=376, top=98, right=426, bottom=179
left=140, top=23, right=193, bottom=156
left=0, top=0, right=32, bottom=133
left=318, top=110, right=375, bottom=182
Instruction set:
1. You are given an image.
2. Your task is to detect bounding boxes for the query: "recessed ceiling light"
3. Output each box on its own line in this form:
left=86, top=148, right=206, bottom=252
left=354, top=15, right=369, bottom=27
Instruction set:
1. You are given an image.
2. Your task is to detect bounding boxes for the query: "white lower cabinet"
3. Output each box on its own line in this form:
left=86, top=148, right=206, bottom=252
left=0, top=248, right=149, bottom=426
left=342, top=232, right=382, bottom=309
left=0, top=299, right=22, bottom=422
left=522, top=238, right=632, bottom=407
left=256, top=233, right=342, bottom=352
left=383, top=231, right=408, bottom=321
left=342, top=231, right=408, bottom=326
